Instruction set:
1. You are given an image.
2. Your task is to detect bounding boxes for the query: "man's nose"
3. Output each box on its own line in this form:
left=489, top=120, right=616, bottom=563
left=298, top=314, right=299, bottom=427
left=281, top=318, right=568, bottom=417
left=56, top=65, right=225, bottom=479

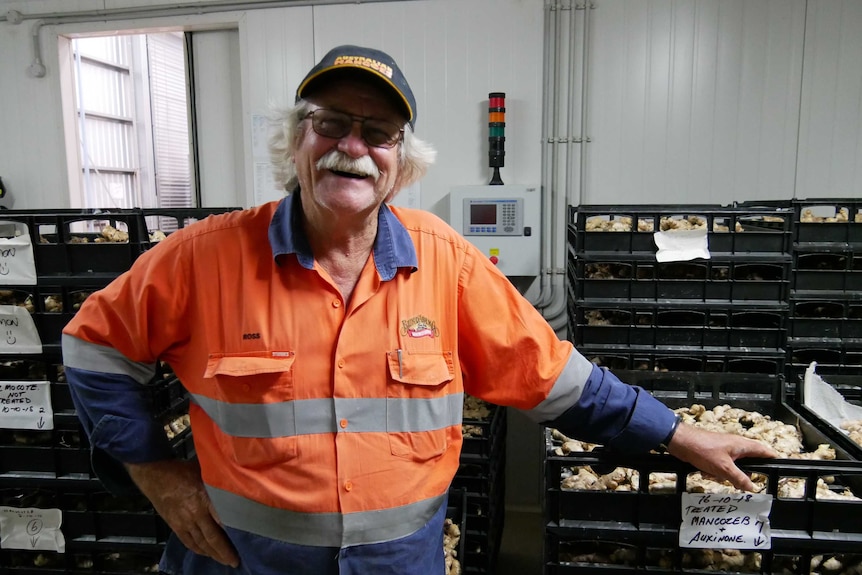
left=337, top=121, right=370, bottom=156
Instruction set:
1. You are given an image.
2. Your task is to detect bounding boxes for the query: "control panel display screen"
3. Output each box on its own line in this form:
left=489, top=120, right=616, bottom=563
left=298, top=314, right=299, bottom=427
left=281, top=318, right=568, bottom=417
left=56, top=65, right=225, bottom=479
left=463, top=198, right=523, bottom=236
left=470, top=204, right=497, bottom=225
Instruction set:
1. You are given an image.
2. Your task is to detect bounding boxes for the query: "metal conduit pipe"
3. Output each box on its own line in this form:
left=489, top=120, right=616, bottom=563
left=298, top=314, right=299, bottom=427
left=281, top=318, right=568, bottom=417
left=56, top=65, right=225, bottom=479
left=577, top=1, right=593, bottom=208
left=551, top=0, right=593, bottom=333
left=529, top=0, right=557, bottom=308
left=2, top=0, right=413, bottom=78
left=537, top=1, right=564, bottom=312
left=539, top=0, right=573, bottom=325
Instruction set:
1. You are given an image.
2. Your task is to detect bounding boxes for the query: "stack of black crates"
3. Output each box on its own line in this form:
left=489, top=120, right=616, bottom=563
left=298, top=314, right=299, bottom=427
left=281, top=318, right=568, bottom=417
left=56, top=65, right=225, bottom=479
left=554, top=202, right=862, bottom=574
left=451, top=397, right=507, bottom=574
left=566, top=204, right=794, bottom=375
left=542, top=371, right=862, bottom=574
left=783, top=199, right=862, bottom=381
left=0, top=208, right=233, bottom=574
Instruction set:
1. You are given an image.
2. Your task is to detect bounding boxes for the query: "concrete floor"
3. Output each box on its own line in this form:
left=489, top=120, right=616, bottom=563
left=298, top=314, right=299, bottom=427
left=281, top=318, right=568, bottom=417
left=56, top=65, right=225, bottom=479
left=496, top=508, right=545, bottom=575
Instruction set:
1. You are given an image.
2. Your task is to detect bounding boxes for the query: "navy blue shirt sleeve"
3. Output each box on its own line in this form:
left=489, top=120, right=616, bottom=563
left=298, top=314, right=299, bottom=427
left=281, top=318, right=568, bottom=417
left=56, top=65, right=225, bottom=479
left=544, top=364, right=677, bottom=453
left=66, top=365, right=176, bottom=494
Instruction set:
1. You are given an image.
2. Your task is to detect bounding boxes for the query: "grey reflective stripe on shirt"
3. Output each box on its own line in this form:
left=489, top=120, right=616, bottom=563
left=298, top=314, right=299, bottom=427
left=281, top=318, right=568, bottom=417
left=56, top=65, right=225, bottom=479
left=191, top=393, right=464, bottom=437
left=62, top=334, right=157, bottom=385
left=207, top=485, right=446, bottom=547
left=521, top=350, right=595, bottom=423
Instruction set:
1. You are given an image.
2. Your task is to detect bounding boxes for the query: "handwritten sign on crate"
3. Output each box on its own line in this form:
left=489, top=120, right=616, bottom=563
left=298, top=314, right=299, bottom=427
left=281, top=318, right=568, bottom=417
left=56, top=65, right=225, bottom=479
left=0, top=305, right=42, bottom=354
left=680, top=492, right=772, bottom=549
left=0, top=506, right=65, bottom=552
left=0, top=381, right=53, bottom=430
left=0, top=222, right=37, bottom=285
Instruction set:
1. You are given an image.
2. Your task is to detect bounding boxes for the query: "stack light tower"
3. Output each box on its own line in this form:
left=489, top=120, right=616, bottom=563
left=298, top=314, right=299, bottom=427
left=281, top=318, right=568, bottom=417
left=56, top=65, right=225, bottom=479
left=488, top=92, right=505, bottom=185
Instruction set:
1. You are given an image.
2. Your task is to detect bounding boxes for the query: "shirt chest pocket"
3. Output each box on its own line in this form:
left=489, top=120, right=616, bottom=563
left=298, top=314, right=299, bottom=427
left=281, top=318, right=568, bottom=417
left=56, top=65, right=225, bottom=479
left=386, top=350, right=459, bottom=461
left=203, top=351, right=298, bottom=468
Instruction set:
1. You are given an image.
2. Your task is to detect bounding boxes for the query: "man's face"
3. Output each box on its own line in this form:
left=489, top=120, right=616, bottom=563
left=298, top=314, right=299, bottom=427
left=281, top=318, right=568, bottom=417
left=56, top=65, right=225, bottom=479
left=294, top=76, right=406, bottom=220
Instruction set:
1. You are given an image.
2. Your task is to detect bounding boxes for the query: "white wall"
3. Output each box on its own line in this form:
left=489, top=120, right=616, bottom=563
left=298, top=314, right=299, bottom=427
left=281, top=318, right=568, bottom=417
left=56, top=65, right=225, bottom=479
left=192, top=28, right=245, bottom=208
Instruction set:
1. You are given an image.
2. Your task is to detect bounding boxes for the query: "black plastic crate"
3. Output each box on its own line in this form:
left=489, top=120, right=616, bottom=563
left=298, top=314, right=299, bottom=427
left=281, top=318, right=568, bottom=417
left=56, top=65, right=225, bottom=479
left=0, top=483, right=172, bottom=547
left=0, top=545, right=165, bottom=573
left=577, top=346, right=786, bottom=375
left=461, top=399, right=507, bottom=459
left=789, top=372, right=862, bottom=462
left=141, top=207, right=241, bottom=239
left=573, top=301, right=787, bottom=351
left=786, top=340, right=862, bottom=379
left=143, top=375, right=189, bottom=421
left=544, top=439, right=862, bottom=536
left=571, top=205, right=793, bottom=255
left=62, top=490, right=172, bottom=543
left=544, top=526, right=862, bottom=574
left=0, top=282, right=108, bottom=356
left=445, top=488, right=468, bottom=575
left=544, top=374, right=862, bottom=537
left=571, top=254, right=791, bottom=303
left=0, top=209, right=150, bottom=278
left=452, top=451, right=506, bottom=497
left=0, top=428, right=91, bottom=478
left=29, top=282, right=107, bottom=348
left=793, top=247, right=862, bottom=293
left=792, top=198, right=862, bottom=246
left=788, top=293, right=862, bottom=340
left=462, top=489, right=505, bottom=575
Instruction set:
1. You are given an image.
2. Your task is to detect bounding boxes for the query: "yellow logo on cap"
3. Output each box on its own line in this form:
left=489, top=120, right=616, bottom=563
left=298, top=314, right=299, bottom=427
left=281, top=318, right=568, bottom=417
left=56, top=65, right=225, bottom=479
left=334, top=56, right=394, bottom=79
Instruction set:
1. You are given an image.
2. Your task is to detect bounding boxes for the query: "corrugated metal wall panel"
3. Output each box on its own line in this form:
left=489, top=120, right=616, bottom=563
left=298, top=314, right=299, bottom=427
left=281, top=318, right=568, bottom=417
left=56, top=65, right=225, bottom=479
left=585, top=0, right=806, bottom=205
left=796, top=0, right=862, bottom=199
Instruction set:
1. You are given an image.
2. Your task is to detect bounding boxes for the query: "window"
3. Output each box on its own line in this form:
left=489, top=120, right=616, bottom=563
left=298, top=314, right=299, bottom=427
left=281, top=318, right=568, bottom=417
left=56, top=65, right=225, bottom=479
left=65, top=32, right=196, bottom=228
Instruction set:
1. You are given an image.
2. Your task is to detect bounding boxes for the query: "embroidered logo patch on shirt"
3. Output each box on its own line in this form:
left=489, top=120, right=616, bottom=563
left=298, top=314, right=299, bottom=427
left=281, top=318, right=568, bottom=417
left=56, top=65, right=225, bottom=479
left=401, top=315, right=439, bottom=339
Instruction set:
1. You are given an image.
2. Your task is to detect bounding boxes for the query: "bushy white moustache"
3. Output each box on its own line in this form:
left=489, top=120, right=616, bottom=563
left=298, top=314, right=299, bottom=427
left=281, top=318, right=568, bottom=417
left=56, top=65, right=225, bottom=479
left=317, top=151, right=380, bottom=181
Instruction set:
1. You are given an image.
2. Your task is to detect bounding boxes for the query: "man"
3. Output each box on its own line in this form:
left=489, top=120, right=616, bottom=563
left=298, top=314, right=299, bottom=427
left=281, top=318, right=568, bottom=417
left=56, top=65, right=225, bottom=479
left=62, top=45, right=777, bottom=575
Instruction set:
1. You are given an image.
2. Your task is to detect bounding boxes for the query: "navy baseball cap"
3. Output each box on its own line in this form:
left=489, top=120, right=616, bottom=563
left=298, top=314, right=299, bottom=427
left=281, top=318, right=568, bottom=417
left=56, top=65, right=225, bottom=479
left=296, top=45, right=417, bottom=128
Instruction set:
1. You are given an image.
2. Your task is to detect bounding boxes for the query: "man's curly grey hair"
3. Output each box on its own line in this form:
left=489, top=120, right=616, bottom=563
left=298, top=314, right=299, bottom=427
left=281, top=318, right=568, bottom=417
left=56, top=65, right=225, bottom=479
left=269, top=100, right=437, bottom=202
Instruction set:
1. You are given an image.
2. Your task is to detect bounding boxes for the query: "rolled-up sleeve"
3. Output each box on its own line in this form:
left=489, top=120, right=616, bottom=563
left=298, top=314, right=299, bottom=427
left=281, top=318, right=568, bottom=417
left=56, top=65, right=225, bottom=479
left=63, top=334, right=173, bottom=494
left=531, top=362, right=677, bottom=453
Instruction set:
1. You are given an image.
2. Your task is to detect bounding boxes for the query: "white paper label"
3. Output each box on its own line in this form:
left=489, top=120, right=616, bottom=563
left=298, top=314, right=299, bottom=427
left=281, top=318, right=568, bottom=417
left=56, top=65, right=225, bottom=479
left=680, top=492, right=772, bottom=549
left=0, top=507, right=65, bottom=553
left=0, top=305, right=42, bottom=354
left=0, top=381, right=53, bottom=430
left=0, top=222, right=37, bottom=285
left=653, top=229, right=711, bottom=263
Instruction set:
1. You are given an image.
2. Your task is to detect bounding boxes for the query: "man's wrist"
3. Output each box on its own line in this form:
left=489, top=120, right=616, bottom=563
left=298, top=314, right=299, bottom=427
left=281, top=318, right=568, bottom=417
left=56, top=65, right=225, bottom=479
left=658, top=412, right=682, bottom=452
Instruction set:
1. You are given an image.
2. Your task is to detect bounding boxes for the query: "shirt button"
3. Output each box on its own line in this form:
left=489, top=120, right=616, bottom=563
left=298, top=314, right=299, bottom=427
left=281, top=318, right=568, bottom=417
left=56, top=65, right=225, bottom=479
left=332, top=300, right=341, bottom=308
left=242, top=384, right=251, bottom=392
left=340, top=419, right=348, bottom=429
left=344, top=481, right=353, bottom=492
left=337, top=359, right=345, bottom=368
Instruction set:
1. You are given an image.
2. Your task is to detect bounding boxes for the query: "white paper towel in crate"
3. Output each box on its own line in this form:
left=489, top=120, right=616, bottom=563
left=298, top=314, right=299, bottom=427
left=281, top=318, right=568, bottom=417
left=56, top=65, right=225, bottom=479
left=803, top=362, right=862, bottom=436
left=653, top=228, right=710, bottom=263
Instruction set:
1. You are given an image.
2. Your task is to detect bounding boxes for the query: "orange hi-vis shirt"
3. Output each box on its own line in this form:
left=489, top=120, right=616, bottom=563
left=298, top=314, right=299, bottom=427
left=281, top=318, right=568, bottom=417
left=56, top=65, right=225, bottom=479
left=61, top=193, right=592, bottom=550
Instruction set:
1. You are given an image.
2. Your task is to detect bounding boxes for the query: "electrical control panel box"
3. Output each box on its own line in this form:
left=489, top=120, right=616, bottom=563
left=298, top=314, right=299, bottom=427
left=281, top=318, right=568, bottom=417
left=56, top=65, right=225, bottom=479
left=448, top=185, right=541, bottom=277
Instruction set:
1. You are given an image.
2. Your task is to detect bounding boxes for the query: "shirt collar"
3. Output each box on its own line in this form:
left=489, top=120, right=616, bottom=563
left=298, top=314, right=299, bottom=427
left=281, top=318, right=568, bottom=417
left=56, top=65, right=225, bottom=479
left=268, top=190, right=418, bottom=280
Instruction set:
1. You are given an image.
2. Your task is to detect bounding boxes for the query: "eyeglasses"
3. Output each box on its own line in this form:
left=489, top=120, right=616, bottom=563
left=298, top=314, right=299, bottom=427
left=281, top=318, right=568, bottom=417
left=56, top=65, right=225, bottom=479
left=304, top=108, right=404, bottom=149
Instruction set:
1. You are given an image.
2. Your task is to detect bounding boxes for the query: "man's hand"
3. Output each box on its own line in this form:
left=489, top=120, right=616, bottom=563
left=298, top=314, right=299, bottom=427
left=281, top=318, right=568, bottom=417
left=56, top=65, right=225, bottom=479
left=667, top=423, right=779, bottom=492
left=125, top=459, right=240, bottom=568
